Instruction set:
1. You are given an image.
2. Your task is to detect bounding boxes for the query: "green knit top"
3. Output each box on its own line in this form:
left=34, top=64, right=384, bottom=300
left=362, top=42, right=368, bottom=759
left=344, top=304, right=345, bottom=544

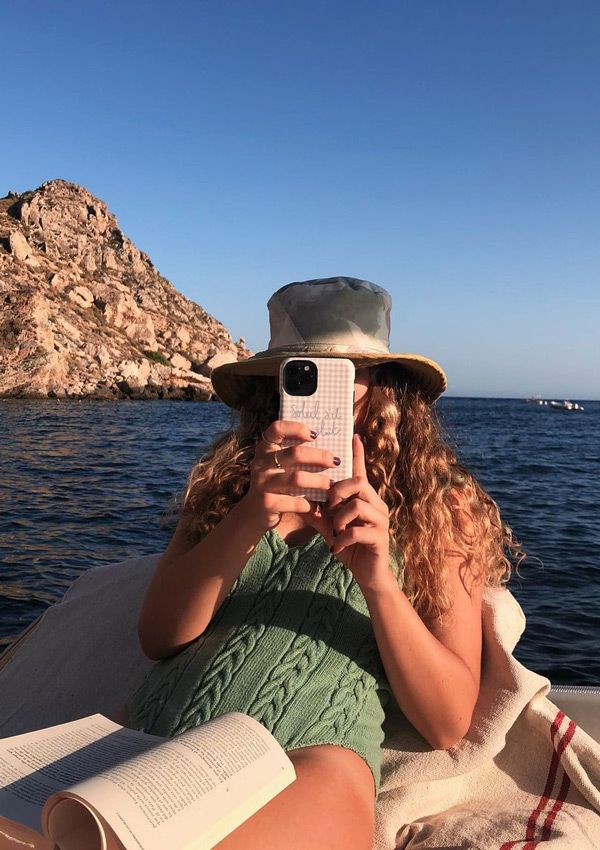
left=126, top=527, right=405, bottom=796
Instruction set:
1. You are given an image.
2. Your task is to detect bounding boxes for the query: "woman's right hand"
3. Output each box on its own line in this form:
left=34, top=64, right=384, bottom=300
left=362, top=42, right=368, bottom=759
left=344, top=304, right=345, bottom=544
left=239, top=420, right=340, bottom=531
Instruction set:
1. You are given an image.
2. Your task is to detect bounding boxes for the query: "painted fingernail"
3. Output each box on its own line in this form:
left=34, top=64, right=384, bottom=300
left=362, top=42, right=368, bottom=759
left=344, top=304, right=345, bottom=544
left=333, top=456, right=341, bottom=465
left=310, top=430, right=318, bottom=439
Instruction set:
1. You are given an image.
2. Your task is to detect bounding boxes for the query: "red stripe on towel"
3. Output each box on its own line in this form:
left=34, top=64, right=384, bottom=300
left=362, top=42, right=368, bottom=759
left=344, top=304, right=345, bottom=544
left=538, top=768, right=572, bottom=842
left=521, top=712, right=567, bottom=845
left=498, top=709, right=576, bottom=849
left=554, top=717, right=576, bottom=760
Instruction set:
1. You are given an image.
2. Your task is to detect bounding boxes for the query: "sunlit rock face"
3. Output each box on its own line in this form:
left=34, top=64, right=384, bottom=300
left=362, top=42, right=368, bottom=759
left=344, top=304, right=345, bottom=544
left=0, top=179, right=250, bottom=399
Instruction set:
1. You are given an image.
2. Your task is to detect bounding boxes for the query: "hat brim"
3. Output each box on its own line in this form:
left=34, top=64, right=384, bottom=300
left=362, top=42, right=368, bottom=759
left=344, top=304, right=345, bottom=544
left=210, top=351, right=447, bottom=409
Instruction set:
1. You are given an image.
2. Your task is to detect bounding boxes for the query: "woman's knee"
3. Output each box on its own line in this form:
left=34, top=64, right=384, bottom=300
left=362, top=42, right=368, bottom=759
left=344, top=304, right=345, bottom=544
left=286, top=747, right=375, bottom=847
left=213, top=747, right=374, bottom=850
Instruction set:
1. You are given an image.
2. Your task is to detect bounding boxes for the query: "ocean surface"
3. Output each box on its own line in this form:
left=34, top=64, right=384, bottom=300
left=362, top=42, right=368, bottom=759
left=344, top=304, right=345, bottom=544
left=0, top=397, right=598, bottom=685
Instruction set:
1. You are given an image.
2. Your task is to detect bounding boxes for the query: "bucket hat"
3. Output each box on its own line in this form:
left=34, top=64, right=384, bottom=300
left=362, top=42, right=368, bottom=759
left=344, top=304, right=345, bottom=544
left=210, top=276, right=447, bottom=409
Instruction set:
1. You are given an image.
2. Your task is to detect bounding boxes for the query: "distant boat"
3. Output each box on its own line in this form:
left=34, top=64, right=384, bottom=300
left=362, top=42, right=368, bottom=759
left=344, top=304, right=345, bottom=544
left=523, top=396, right=584, bottom=411
left=548, top=400, right=585, bottom=411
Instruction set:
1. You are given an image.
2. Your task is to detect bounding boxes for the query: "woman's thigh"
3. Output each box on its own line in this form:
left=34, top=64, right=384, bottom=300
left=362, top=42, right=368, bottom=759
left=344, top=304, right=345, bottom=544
left=212, top=744, right=375, bottom=850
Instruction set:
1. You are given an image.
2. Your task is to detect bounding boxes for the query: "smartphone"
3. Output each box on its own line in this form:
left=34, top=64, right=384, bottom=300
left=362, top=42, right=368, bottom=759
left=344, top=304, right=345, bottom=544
left=278, top=357, right=355, bottom=503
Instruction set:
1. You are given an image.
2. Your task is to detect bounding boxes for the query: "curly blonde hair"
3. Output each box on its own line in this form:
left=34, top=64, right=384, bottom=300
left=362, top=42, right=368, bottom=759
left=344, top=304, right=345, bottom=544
left=169, top=363, right=525, bottom=627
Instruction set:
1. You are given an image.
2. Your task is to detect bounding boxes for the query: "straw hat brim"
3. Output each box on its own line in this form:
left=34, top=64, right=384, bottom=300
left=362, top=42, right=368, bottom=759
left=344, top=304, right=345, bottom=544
left=210, top=350, right=447, bottom=409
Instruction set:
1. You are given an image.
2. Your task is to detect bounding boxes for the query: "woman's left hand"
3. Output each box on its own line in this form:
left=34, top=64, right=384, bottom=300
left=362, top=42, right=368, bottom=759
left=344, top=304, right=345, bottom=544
left=305, top=433, right=392, bottom=593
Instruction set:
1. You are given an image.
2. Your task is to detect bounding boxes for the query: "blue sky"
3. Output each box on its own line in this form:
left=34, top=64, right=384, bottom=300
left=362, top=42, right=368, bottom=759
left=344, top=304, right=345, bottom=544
left=3, top=1, right=599, bottom=398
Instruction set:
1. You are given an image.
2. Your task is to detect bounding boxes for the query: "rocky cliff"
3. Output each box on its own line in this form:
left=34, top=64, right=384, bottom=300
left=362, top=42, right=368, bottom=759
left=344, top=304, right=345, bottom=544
left=0, top=179, right=251, bottom=400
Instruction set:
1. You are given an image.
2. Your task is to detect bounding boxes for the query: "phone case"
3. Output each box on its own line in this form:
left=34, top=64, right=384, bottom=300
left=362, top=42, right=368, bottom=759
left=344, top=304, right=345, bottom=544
left=278, top=357, right=355, bottom=503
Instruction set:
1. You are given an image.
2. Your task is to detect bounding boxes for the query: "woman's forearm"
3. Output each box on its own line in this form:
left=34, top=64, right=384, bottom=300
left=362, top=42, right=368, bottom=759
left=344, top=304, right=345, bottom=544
left=137, top=499, right=265, bottom=660
left=364, top=572, right=479, bottom=750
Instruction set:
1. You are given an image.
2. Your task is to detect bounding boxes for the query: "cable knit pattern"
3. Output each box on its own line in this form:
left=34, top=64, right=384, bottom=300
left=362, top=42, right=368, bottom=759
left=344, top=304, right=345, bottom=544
left=126, top=528, right=404, bottom=795
left=294, top=630, right=384, bottom=745
left=174, top=542, right=296, bottom=733
left=249, top=550, right=354, bottom=731
left=128, top=593, right=234, bottom=731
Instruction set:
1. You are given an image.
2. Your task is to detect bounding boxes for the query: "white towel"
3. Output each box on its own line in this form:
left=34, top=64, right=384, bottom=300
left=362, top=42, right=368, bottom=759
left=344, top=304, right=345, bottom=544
left=0, top=553, right=599, bottom=848
left=375, top=585, right=600, bottom=848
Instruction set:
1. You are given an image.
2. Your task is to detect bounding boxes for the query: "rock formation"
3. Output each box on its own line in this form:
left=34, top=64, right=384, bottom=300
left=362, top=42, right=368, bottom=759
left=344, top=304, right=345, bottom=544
left=0, top=180, right=251, bottom=400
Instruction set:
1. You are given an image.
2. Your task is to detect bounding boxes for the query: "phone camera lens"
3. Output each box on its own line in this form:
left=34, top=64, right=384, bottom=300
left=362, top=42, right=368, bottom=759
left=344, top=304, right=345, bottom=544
left=283, top=359, right=317, bottom=396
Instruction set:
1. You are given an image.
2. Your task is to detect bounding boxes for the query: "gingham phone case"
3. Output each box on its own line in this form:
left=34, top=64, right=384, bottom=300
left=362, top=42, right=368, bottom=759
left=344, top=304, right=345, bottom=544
left=279, top=357, right=355, bottom=503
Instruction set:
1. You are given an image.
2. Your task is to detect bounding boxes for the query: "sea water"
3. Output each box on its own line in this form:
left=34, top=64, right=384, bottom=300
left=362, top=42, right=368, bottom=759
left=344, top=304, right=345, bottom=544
left=0, top=397, right=598, bottom=685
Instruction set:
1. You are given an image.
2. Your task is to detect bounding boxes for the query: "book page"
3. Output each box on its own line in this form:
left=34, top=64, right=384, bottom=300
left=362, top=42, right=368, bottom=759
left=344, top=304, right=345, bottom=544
left=43, top=794, right=126, bottom=850
left=0, top=714, right=144, bottom=833
left=47, top=713, right=295, bottom=850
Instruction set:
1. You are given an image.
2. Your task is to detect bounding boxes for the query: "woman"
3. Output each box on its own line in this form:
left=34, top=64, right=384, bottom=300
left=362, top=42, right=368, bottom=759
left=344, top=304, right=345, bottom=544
left=122, top=276, right=522, bottom=850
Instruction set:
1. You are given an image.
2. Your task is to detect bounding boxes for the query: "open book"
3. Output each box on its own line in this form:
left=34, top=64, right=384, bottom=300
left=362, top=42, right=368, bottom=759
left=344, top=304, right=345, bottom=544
left=0, top=712, right=296, bottom=850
